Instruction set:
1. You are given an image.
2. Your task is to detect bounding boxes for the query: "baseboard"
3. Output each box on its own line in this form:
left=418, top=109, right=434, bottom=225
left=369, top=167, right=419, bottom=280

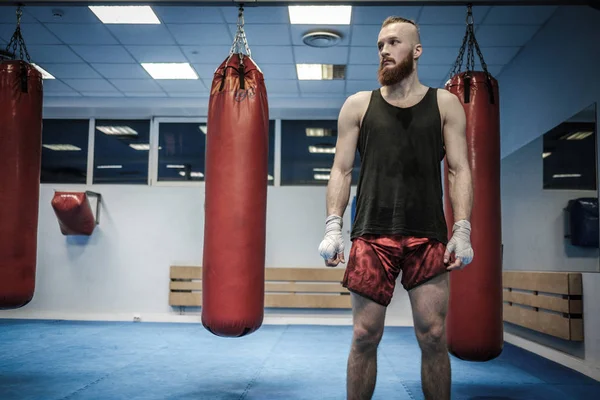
left=504, top=332, right=600, bottom=381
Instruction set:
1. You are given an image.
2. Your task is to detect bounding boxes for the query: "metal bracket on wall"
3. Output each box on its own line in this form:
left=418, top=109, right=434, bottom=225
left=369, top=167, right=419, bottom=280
left=85, top=191, right=102, bottom=226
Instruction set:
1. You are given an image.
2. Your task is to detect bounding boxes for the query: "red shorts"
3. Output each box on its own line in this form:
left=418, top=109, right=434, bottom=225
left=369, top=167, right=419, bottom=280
left=342, top=235, right=447, bottom=307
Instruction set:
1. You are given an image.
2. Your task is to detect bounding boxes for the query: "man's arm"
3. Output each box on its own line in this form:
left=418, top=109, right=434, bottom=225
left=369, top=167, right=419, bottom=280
left=442, top=90, right=472, bottom=223
left=326, top=93, right=362, bottom=217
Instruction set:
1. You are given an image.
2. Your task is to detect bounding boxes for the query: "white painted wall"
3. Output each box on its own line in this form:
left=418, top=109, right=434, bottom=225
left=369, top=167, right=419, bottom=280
left=497, top=5, right=600, bottom=381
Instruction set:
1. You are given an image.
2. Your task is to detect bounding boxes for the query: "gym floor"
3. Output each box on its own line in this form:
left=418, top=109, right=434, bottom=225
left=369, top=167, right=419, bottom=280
left=0, top=319, right=598, bottom=400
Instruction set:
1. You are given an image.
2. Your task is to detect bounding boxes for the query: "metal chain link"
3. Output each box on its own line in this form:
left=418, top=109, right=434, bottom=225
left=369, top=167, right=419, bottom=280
left=228, top=5, right=251, bottom=60
left=5, top=6, right=32, bottom=62
left=449, top=4, right=491, bottom=78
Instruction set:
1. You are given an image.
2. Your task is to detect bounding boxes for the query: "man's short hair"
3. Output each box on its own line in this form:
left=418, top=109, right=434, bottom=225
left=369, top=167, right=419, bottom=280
left=381, top=16, right=421, bottom=44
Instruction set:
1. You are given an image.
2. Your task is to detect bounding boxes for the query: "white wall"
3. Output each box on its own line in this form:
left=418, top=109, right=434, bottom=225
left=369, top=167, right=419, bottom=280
left=1, top=184, right=414, bottom=326
left=497, top=5, right=600, bottom=380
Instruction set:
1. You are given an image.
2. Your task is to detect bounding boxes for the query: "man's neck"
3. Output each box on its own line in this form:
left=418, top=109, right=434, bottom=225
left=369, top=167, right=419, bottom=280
left=381, top=72, right=423, bottom=100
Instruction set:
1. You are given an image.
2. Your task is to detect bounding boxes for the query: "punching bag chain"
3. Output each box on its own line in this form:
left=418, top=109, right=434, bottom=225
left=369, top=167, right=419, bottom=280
left=450, top=4, right=490, bottom=78
left=229, top=4, right=251, bottom=60
left=5, top=5, right=31, bottom=63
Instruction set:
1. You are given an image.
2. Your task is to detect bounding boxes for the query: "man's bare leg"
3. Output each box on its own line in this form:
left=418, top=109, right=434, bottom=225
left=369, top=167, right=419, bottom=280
left=408, top=273, right=451, bottom=400
left=347, top=292, right=387, bottom=400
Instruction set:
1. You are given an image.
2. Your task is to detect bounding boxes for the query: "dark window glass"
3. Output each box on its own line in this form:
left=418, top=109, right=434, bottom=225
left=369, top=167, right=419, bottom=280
left=543, top=104, right=597, bottom=190
left=93, top=119, right=150, bottom=184
left=281, top=120, right=360, bottom=185
left=41, top=119, right=89, bottom=184
left=157, top=120, right=275, bottom=185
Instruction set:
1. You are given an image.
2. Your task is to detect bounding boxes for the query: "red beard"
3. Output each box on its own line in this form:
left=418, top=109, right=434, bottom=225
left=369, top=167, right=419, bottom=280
left=377, top=54, right=415, bottom=86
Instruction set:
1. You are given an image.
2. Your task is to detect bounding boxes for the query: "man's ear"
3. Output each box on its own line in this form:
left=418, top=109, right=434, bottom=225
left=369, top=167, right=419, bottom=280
left=414, top=44, right=423, bottom=60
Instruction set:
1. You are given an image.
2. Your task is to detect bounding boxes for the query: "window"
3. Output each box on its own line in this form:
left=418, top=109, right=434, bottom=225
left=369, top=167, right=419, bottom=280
left=543, top=104, right=597, bottom=190
left=93, top=119, right=151, bottom=184
left=281, top=120, right=360, bottom=185
left=41, top=119, right=89, bottom=184
left=156, top=119, right=275, bottom=185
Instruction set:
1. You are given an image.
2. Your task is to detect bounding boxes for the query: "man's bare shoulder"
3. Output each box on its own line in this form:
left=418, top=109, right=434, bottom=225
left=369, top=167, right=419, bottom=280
left=341, top=90, right=373, bottom=121
left=436, top=88, right=464, bottom=120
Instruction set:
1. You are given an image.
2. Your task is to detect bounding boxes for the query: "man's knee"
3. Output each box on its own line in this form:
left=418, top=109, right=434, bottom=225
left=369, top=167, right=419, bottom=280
left=415, top=320, right=446, bottom=353
left=352, top=323, right=384, bottom=352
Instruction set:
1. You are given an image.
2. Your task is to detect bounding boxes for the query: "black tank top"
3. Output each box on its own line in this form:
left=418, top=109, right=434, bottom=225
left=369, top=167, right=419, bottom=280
left=351, top=87, right=448, bottom=245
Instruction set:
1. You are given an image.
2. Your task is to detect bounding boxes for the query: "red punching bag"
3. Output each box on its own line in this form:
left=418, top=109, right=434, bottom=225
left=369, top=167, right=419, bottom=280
left=444, top=70, right=503, bottom=361
left=0, top=59, right=43, bottom=309
left=202, top=9, right=269, bottom=337
left=51, top=192, right=97, bottom=236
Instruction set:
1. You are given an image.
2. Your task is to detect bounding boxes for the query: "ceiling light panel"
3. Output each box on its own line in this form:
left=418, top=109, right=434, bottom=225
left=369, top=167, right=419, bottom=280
left=89, top=6, right=161, bottom=24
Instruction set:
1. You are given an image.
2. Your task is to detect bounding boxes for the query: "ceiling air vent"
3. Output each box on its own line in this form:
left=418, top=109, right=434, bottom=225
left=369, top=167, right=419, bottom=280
left=302, top=31, right=342, bottom=48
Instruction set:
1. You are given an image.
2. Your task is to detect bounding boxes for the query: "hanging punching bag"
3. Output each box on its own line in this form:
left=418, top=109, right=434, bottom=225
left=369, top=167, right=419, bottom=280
left=201, top=7, right=269, bottom=338
left=0, top=59, right=43, bottom=309
left=443, top=5, right=503, bottom=362
left=444, top=71, right=503, bottom=361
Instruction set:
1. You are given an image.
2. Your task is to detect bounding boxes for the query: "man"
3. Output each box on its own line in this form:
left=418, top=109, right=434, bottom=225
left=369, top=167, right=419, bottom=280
left=318, top=16, right=474, bottom=400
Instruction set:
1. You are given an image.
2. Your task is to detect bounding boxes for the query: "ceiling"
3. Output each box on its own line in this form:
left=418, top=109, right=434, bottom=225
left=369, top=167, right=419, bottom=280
left=0, top=3, right=560, bottom=114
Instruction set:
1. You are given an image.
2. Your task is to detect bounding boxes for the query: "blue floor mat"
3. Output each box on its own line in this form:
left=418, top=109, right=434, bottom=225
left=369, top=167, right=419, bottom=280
left=0, top=320, right=597, bottom=400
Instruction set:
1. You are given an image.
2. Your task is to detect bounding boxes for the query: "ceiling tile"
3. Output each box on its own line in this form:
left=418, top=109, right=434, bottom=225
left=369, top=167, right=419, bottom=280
left=71, top=45, right=137, bottom=63
left=229, top=24, right=291, bottom=46
left=44, top=23, right=119, bottom=45
left=124, top=92, right=169, bottom=97
left=125, top=45, right=187, bottom=63
left=109, top=79, right=164, bottom=92
left=420, top=25, right=469, bottom=47
left=0, top=23, right=61, bottom=44
left=260, top=64, right=299, bottom=80
left=483, top=6, right=558, bottom=25
left=80, top=92, right=124, bottom=97
left=25, top=6, right=103, bottom=24
left=39, top=63, right=102, bottom=79
left=153, top=6, right=225, bottom=23
left=191, top=64, right=218, bottom=80
left=418, top=46, right=461, bottom=65
left=265, top=79, right=298, bottom=94
left=62, top=79, right=119, bottom=92
left=42, top=80, right=78, bottom=93
left=347, top=65, right=377, bottom=80
left=250, top=46, right=294, bottom=64
left=346, top=80, right=379, bottom=94
left=2, top=7, right=39, bottom=23
left=349, top=46, right=379, bottom=65
left=293, top=46, right=348, bottom=64
left=168, top=24, right=232, bottom=46
left=167, top=92, right=208, bottom=98
left=417, top=64, right=452, bottom=80
left=222, top=6, right=289, bottom=24
left=92, top=63, right=150, bottom=79
left=418, top=5, right=490, bottom=25
left=106, top=25, right=176, bottom=46
left=475, top=46, right=520, bottom=65
left=290, top=25, right=350, bottom=46
left=45, top=91, right=81, bottom=97
left=352, top=6, right=422, bottom=25
left=299, top=80, right=345, bottom=94
left=28, top=45, right=84, bottom=63
left=475, top=25, right=540, bottom=47
left=155, top=79, right=208, bottom=93
left=350, top=25, right=380, bottom=47
left=181, top=45, right=233, bottom=64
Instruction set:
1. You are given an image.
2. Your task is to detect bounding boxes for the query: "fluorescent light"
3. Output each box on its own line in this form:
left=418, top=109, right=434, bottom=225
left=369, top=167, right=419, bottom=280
left=296, top=64, right=337, bottom=80
left=31, top=64, right=55, bottom=80
left=89, top=6, right=160, bottom=24
left=562, top=131, right=593, bottom=140
left=97, top=165, right=122, bottom=169
left=542, top=152, right=551, bottom=158
left=199, top=125, right=207, bottom=134
left=306, top=128, right=333, bottom=137
left=129, top=143, right=150, bottom=151
left=313, top=167, right=331, bottom=172
left=96, top=126, right=138, bottom=136
left=179, top=171, right=204, bottom=178
left=553, top=174, right=582, bottom=178
left=167, top=165, right=185, bottom=169
left=309, top=145, right=335, bottom=154
left=288, top=6, right=352, bottom=25
left=142, top=63, right=198, bottom=80
left=268, top=174, right=274, bottom=181
left=314, top=173, right=331, bottom=180
left=42, top=144, right=81, bottom=151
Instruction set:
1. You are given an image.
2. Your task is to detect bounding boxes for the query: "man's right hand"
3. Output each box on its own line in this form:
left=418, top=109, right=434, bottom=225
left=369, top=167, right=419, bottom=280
left=318, top=215, right=345, bottom=267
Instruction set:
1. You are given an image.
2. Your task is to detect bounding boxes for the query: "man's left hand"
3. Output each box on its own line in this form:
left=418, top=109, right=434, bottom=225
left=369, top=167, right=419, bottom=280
left=444, top=219, right=474, bottom=271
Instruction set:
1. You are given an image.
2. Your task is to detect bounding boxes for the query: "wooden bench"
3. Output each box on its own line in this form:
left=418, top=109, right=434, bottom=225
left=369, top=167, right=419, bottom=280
left=503, top=271, right=583, bottom=341
left=169, top=266, right=352, bottom=309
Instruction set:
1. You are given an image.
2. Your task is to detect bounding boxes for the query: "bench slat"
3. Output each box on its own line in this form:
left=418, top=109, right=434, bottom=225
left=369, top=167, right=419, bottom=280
left=170, top=281, right=349, bottom=294
left=502, top=271, right=582, bottom=295
left=169, top=292, right=351, bottom=309
left=503, top=303, right=583, bottom=341
left=503, top=290, right=582, bottom=314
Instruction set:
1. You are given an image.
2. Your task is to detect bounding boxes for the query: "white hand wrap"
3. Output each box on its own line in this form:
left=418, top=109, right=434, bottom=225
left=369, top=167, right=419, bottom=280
left=446, top=219, right=474, bottom=265
left=318, top=215, right=344, bottom=261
